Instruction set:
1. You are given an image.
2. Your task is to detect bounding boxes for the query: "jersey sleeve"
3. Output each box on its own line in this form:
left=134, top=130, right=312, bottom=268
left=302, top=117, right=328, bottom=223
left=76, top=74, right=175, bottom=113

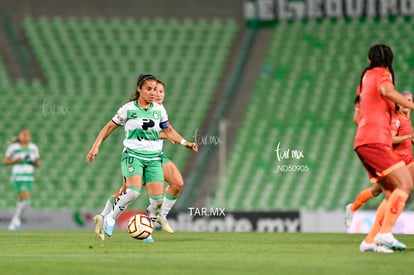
left=112, top=104, right=128, bottom=126
left=159, top=104, right=169, bottom=129
left=377, top=69, right=393, bottom=89
left=5, top=144, right=15, bottom=158
left=160, top=104, right=168, bottom=122
left=33, top=144, right=40, bottom=159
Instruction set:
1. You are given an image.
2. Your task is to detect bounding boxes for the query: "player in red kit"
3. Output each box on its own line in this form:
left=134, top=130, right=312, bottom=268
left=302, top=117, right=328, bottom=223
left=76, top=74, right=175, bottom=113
left=353, top=44, right=414, bottom=253
left=391, top=91, right=414, bottom=165
left=346, top=92, right=414, bottom=235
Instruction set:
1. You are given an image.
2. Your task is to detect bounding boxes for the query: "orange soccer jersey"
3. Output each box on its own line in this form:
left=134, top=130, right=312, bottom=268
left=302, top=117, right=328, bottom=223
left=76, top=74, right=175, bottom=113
left=354, top=67, right=395, bottom=149
left=391, top=112, right=413, bottom=164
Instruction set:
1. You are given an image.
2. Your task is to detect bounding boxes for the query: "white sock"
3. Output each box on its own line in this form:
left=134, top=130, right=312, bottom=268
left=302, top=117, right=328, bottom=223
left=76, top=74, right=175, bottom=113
left=109, top=188, right=140, bottom=220
left=100, top=200, right=113, bottom=217
left=160, top=194, right=177, bottom=217
left=147, top=196, right=163, bottom=219
left=12, top=199, right=30, bottom=222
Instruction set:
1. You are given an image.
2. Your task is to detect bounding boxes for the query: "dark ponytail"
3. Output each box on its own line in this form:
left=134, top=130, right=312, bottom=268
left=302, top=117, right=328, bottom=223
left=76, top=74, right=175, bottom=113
left=358, top=44, right=394, bottom=94
left=354, top=95, right=360, bottom=105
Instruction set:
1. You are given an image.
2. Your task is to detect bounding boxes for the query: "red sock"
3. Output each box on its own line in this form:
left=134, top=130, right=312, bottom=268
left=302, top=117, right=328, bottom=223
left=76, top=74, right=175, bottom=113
left=351, top=188, right=374, bottom=212
left=380, top=189, right=409, bottom=233
left=365, top=199, right=386, bottom=243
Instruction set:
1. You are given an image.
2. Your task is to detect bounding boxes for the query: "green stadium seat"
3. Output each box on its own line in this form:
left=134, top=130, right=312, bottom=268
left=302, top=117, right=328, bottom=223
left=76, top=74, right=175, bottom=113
left=211, top=17, right=414, bottom=211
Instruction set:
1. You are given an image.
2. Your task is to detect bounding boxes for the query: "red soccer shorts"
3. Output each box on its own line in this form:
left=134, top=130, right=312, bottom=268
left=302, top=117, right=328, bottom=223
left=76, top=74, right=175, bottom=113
left=355, top=143, right=405, bottom=183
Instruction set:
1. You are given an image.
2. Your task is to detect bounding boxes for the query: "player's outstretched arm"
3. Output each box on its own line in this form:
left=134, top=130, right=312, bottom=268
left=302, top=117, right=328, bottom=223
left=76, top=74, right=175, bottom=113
left=162, top=124, right=198, bottom=152
left=392, top=123, right=413, bottom=144
left=33, top=158, right=40, bottom=168
left=159, top=131, right=176, bottom=144
left=392, top=133, right=413, bottom=144
left=86, top=120, right=119, bottom=163
left=3, top=157, right=22, bottom=165
left=381, top=83, right=414, bottom=110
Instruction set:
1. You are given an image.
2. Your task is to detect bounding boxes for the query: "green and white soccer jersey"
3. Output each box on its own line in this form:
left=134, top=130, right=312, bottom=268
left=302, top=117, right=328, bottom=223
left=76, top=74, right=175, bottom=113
left=5, top=142, right=39, bottom=182
left=112, top=101, right=168, bottom=160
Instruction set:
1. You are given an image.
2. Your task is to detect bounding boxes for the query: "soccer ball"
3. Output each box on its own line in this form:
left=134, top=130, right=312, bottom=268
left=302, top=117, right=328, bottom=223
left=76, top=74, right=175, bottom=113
left=127, top=214, right=153, bottom=239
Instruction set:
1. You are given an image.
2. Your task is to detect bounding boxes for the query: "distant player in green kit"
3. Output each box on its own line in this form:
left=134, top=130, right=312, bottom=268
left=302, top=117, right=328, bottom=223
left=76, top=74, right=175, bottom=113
left=86, top=73, right=197, bottom=236
left=3, top=128, right=40, bottom=231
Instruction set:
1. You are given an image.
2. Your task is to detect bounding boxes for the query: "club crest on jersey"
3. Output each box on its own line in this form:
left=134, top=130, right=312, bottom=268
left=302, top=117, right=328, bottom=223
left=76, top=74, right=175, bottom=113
left=128, top=166, right=134, bottom=173
left=153, top=111, right=159, bottom=120
left=395, top=119, right=400, bottom=128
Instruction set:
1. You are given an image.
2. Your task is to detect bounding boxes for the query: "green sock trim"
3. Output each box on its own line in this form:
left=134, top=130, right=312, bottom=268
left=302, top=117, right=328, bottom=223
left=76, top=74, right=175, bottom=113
left=149, top=195, right=163, bottom=200
left=128, top=186, right=142, bottom=193
left=109, top=197, right=116, bottom=204
left=165, top=192, right=177, bottom=200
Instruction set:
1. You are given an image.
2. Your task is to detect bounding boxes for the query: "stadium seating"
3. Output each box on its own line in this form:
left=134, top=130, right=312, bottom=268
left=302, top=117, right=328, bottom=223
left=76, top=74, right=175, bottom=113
left=3, top=15, right=414, bottom=212
left=0, top=17, right=238, bottom=210
left=211, top=17, right=414, bottom=211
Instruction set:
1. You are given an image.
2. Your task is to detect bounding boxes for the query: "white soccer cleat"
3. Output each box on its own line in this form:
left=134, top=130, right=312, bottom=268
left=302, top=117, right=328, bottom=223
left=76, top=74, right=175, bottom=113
left=93, top=214, right=105, bottom=241
left=8, top=217, right=21, bottom=232
left=374, top=244, right=394, bottom=254
left=156, top=215, right=174, bottom=233
left=375, top=233, right=406, bottom=251
left=103, top=216, right=116, bottom=237
left=344, top=203, right=354, bottom=228
left=359, top=240, right=393, bottom=253
left=359, top=240, right=376, bottom=252
left=143, top=235, right=155, bottom=243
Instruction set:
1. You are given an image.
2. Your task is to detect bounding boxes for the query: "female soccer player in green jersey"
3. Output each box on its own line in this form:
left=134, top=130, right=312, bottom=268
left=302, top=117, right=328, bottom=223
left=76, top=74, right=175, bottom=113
left=86, top=74, right=197, bottom=237
left=92, top=79, right=197, bottom=241
left=3, top=128, right=40, bottom=231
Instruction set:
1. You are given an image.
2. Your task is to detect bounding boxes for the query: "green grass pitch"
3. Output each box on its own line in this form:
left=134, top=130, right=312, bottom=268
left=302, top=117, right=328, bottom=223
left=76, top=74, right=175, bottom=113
left=0, top=231, right=414, bottom=275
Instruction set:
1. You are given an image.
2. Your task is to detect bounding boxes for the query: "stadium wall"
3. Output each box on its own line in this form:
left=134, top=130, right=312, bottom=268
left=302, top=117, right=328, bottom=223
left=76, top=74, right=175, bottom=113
left=244, top=0, right=414, bottom=22
left=3, top=210, right=414, bottom=233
